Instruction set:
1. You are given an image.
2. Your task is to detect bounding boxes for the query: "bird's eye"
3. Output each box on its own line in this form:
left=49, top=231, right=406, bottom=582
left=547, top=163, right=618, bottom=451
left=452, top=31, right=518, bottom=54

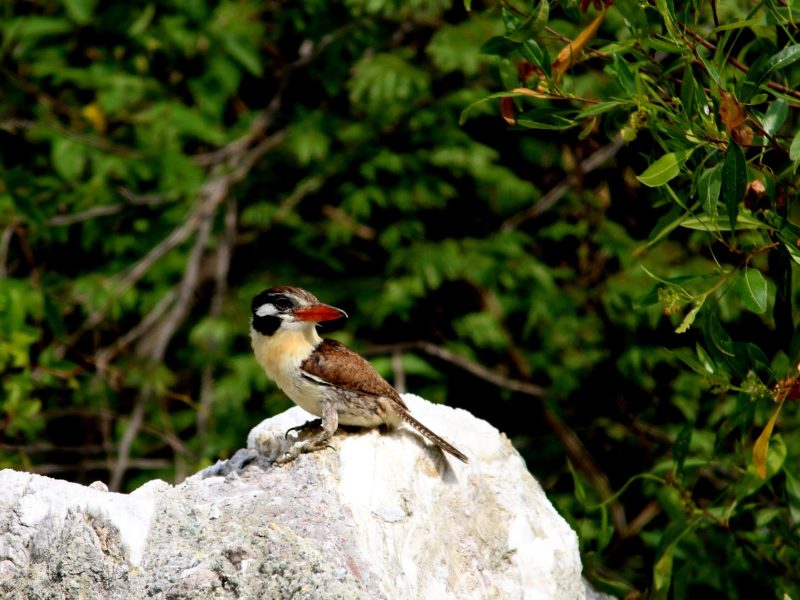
left=273, top=297, right=293, bottom=311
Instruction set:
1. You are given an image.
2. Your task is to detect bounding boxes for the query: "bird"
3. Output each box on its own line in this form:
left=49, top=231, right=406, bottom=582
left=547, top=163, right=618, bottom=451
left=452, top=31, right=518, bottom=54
left=249, top=285, right=468, bottom=464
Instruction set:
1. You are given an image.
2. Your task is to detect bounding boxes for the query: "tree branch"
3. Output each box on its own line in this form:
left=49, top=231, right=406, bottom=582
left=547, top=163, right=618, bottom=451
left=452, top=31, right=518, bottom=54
left=501, top=137, right=624, bottom=231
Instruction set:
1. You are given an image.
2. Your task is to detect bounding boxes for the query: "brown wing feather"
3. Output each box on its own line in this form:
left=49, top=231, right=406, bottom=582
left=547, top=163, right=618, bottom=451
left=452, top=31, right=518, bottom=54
left=301, top=339, right=407, bottom=409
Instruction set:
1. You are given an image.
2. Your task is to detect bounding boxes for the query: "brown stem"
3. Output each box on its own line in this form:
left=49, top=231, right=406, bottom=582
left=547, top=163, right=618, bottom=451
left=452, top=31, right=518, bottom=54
left=502, top=136, right=624, bottom=231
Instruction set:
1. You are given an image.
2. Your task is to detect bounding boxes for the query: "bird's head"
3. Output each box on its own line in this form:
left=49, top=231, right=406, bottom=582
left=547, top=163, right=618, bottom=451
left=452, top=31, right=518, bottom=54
left=250, top=286, right=348, bottom=337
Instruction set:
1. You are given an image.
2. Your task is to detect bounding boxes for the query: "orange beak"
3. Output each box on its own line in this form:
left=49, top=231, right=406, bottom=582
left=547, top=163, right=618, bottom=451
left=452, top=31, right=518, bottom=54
left=291, top=303, right=348, bottom=322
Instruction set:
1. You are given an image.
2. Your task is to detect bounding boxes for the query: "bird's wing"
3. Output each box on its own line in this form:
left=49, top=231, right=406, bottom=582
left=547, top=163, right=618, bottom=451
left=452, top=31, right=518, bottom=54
left=300, top=339, right=407, bottom=409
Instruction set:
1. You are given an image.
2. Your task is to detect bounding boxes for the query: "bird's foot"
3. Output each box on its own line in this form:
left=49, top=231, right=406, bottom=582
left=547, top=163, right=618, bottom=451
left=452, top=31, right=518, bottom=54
left=274, top=430, right=334, bottom=465
left=284, top=418, right=323, bottom=440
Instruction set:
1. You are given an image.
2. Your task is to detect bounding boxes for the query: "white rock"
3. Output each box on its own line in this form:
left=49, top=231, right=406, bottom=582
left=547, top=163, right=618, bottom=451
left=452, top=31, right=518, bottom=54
left=0, top=395, right=607, bottom=600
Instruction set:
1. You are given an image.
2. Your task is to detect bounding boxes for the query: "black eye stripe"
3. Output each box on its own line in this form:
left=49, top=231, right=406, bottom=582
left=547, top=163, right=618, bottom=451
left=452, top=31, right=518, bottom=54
left=251, top=293, right=294, bottom=314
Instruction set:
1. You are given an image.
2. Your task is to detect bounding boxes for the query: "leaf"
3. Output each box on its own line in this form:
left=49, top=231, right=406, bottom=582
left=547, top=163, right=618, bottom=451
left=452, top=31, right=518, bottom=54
left=721, top=142, right=746, bottom=231
left=719, top=91, right=746, bottom=131
left=679, top=64, right=695, bottom=114
left=637, top=149, right=693, bottom=187
left=736, top=268, right=768, bottom=314
left=653, top=521, right=693, bottom=600
left=762, top=98, right=788, bottom=136
left=679, top=212, right=769, bottom=231
left=765, top=43, right=800, bottom=74
left=551, top=12, right=605, bottom=79
left=567, top=460, right=587, bottom=505
left=675, top=301, right=703, bottom=334
left=51, top=137, right=87, bottom=181
left=673, top=421, right=693, bottom=476
left=220, top=31, right=263, bottom=76
left=576, top=101, right=624, bottom=118
left=611, top=53, right=635, bottom=95
left=698, top=164, right=722, bottom=218
left=504, top=0, right=549, bottom=43
left=479, top=36, right=517, bottom=56
left=753, top=402, right=784, bottom=479
left=459, top=91, right=528, bottom=125
left=64, top=0, right=98, bottom=24
left=790, top=129, right=800, bottom=162
left=786, top=469, right=800, bottom=525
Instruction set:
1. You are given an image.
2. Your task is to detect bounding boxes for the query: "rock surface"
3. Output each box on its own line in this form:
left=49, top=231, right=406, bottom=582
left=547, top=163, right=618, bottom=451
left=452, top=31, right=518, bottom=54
left=0, top=394, right=603, bottom=599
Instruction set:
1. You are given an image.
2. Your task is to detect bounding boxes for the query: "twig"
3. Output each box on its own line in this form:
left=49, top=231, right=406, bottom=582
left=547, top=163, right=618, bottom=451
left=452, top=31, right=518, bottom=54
left=0, top=221, right=16, bottom=278
left=48, top=189, right=171, bottom=227
left=680, top=24, right=800, bottom=103
left=322, top=205, right=377, bottom=240
left=364, top=341, right=547, bottom=397
left=0, top=118, right=143, bottom=157
left=136, top=207, right=214, bottom=360
left=48, top=204, right=124, bottom=226
left=501, top=137, right=624, bottom=231
left=198, top=197, right=238, bottom=439
left=109, top=198, right=216, bottom=488
left=109, top=391, right=147, bottom=491
left=391, top=350, right=406, bottom=394
left=95, top=287, right=180, bottom=371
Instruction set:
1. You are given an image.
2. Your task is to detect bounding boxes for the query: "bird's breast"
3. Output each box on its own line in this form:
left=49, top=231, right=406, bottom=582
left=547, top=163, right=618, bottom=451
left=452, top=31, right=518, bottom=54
left=251, top=329, right=325, bottom=416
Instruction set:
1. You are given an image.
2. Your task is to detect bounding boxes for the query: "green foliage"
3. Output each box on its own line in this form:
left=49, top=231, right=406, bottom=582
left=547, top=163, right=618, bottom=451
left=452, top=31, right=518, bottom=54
left=465, top=0, right=800, bottom=596
left=1, top=0, right=799, bottom=597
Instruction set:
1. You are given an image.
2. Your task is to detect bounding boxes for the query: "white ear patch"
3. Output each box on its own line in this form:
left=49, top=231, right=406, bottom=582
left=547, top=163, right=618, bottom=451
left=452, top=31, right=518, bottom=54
left=255, top=303, right=277, bottom=317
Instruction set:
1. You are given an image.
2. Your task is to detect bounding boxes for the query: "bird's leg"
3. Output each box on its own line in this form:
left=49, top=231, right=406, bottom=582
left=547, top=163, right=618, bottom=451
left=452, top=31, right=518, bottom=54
left=284, top=418, right=323, bottom=439
left=275, top=401, right=338, bottom=464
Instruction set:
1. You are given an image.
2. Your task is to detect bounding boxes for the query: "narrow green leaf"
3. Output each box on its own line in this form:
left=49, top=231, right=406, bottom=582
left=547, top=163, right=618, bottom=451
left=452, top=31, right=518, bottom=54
left=762, top=99, right=788, bottom=136
left=673, top=421, right=693, bottom=475
left=679, top=212, right=769, bottom=231
left=698, top=164, right=722, bottom=218
left=612, top=53, right=635, bottom=96
left=653, top=521, right=693, bottom=599
left=736, top=268, right=768, bottom=314
left=680, top=64, right=695, bottom=114
left=789, top=129, right=800, bottom=162
left=765, top=43, right=800, bottom=74
left=637, top=149, right=692, bottom=187
left=721, top=143, right=746, bottom=231
left=459, top=91, right=533, bottom=125
left=516, top=118, right=576, bottom=131
left=697, top=51, right=721, bottom=86
left=786, top=469, right=800, bottom=525
left=480, top=36, right=517, bottom=57
left=567, top=460, right=587, bottom=505
left=64, top=0, right=97, bottom=24
left=576, top=101, right=624, bottom=118
left=220, top=32, right=263, bottom=76
left=505, top=0, right=549, bottom=42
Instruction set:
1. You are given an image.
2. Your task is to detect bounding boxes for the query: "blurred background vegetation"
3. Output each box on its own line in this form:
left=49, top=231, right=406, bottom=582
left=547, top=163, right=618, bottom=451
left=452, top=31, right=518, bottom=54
left=1, top=0, right=799, bottom=597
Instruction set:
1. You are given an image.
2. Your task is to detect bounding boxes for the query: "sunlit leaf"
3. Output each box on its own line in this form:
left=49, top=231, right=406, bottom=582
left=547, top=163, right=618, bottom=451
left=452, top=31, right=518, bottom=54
left=753, top=408, right=784, bottom=479
left=637, top=149, right=693, bottom=187
left=51, top=137, right=87, bottom=181
left=790, top=129, right=800, bottom=162
left=765, top=43, right=800, bottom=73
left=551, top=12, right=604, bottom=78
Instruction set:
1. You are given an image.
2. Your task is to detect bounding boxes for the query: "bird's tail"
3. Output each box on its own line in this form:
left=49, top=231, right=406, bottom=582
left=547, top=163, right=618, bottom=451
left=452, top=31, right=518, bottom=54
left=396, top=409, right=469, bottom=463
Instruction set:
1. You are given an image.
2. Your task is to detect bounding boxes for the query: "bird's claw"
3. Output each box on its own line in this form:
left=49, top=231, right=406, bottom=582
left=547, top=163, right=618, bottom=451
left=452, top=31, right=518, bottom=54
left=284, top=418, right=323, bottom=440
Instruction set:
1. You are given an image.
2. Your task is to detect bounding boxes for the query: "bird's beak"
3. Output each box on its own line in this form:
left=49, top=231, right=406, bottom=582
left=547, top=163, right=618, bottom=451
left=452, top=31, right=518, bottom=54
left=291, top=303, right=348, bottom=322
